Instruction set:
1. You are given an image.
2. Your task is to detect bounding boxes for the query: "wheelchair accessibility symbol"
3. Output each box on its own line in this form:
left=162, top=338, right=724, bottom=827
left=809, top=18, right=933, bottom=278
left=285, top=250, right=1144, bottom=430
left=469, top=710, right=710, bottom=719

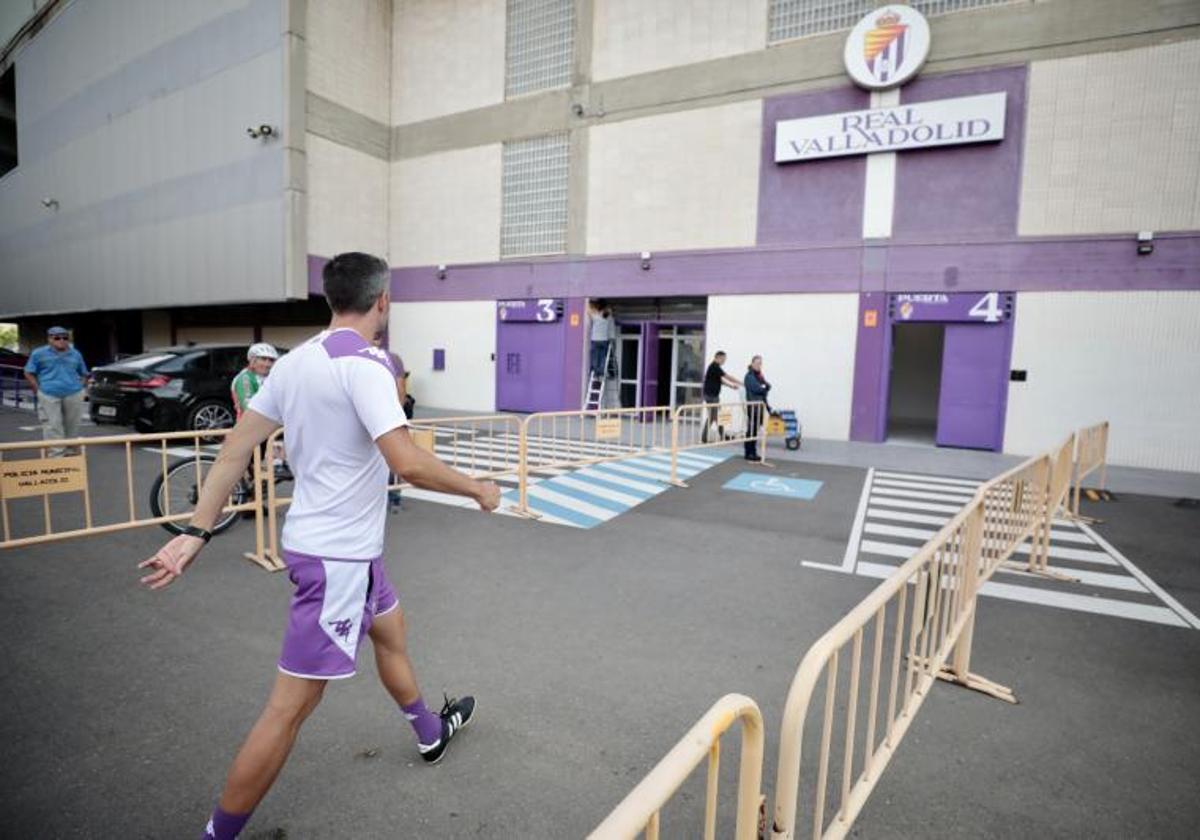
left=723, top=472, right=822, bottom=500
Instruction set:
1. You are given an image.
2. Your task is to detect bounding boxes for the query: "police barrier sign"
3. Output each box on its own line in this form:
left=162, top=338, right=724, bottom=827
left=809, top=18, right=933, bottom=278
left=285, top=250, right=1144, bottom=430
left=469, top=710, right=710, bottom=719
left=775, top=92, right=1006, bottom=162
left=595, top=418, right=622, bottom=440
left=1, top=456, right=88, bottom=499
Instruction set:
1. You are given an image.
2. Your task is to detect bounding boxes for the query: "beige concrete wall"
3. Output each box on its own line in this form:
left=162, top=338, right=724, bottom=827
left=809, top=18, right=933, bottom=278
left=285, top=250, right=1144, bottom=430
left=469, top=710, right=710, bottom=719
left=306, top=133, right=390, bottom=259
left=1005, top=292, right=1200, bottom=472
left=1020, top=40, right=1200, bottom=236
left=585, top=101, right=762, bottom=255
left=390, top=144, right=502, bottom=266
left=141, top=311, right=172, bottom=350
left=392, top=0, right=506, bottom=125
left=174, top=326, right=254, bottom=345
left=262, top=325, right=322, bottom=350
left=591, top=0, right=767, bottom=82
left=306, top=0, right=391, bottom=124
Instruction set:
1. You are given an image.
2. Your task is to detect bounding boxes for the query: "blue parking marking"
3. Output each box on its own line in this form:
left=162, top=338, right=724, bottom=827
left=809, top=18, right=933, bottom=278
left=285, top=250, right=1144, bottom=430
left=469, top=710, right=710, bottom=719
left=723, top=473, right=823, bottom=500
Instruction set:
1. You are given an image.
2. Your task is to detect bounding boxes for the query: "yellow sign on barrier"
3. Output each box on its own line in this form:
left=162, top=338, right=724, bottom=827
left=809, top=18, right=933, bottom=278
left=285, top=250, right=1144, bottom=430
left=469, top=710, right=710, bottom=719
left=595, top=417, right=622, bottom=440
left=1, top=456, right=87, bottom=499
left=410, top=428, right=436, bottom=453
left=718, top=408, right=734, bottom=427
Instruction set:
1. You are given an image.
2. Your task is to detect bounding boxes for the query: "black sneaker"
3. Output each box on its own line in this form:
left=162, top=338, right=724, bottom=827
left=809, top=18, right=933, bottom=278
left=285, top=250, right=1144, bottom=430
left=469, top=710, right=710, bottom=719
left=418, top=694, right=476, bottom=765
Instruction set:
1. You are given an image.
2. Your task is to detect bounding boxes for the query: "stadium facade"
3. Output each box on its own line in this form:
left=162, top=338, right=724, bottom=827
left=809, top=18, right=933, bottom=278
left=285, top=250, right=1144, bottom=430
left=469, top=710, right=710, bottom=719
left=1, top=0, right=1198, bottom=470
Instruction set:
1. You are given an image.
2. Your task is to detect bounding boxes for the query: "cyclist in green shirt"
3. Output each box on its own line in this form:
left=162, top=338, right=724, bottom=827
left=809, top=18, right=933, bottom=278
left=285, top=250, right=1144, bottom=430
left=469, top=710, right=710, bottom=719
left=231, top=343, right=279, bottom=421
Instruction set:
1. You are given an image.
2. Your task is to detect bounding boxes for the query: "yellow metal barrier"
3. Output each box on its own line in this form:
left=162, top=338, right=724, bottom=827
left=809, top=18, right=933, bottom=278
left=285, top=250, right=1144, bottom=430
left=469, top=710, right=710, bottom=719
left=770, top=452, right=1052, bottom=839
left=517, top=407, right=674, bottom=515
left=1007, top=434, right=1077, bottom=581
left=589, top=694, right=766, bottom=840
left=1071, top=421, right=1109, bottom=518
left=0, top=429, right=263, bottom=553
left=670, top=401, right=768, bottom=484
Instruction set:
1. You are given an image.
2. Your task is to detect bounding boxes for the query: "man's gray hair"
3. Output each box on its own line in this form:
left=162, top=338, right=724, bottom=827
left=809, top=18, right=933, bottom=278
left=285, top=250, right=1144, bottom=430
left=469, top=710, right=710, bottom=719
left=322, top=252, right=390, bottom=314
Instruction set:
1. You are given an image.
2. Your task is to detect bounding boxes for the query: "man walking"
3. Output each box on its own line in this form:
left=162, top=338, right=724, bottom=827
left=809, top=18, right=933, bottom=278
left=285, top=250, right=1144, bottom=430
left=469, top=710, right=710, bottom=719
left=700, top=350, right=741, bottom=443
left=23, top=326, right=88, bottom=455
left=138, top=253, right=501, bottom=839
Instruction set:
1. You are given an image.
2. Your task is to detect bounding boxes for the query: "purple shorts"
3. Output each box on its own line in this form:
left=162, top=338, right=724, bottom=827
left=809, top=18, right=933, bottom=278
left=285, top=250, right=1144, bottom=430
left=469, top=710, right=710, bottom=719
left=278, top=550, right=399, bottom=680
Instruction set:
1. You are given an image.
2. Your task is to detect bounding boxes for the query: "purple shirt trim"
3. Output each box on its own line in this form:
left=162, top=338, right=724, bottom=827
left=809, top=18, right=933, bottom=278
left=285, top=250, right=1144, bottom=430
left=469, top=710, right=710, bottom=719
left=321, top=330, right=398, bottom=376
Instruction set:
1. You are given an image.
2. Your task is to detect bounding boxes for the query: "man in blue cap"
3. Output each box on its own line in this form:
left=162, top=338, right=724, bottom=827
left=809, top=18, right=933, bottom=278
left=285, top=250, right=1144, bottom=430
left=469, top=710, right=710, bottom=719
left=24, top=326, right=89, bottom=455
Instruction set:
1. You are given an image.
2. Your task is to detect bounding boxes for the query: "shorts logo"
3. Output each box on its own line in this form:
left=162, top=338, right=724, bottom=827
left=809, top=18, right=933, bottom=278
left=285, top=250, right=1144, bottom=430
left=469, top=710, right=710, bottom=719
left=328, top=618, right=354, bottom=641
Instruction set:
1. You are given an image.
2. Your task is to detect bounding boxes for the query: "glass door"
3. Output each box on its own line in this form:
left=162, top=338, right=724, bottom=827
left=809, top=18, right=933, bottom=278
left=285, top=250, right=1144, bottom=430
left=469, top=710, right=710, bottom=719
left=616, top=327, right=641, bottom=408
left=671, top=328, right=705, bottom=409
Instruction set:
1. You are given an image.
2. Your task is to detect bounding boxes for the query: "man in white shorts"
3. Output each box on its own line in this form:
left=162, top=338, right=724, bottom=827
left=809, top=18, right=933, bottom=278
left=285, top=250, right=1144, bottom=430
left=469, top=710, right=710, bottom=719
left=139, top=252, right=500, bottom=839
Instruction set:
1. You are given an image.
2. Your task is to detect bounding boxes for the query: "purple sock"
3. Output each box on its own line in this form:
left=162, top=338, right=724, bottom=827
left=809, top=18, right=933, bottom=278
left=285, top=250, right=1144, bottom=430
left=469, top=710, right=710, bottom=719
left=203, top=806, right=251, bottom=839
left=402, top=697, right=442, bottom=745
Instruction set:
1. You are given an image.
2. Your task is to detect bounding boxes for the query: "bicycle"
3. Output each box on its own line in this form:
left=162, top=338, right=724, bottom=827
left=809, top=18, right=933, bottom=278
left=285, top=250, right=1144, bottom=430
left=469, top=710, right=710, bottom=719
left=149, top=451, right=292, bottom=536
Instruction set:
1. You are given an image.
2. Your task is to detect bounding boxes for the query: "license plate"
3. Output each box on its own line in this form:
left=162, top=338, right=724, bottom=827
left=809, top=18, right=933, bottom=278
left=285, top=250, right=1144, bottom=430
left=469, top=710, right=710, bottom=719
left=98, top=406, right=117, bottom=417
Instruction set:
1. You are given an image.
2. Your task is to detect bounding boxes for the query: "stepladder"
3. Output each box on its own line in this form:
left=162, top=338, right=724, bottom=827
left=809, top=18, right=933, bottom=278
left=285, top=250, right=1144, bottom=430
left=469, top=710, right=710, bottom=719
left=583, top=342, right=614, bottom=411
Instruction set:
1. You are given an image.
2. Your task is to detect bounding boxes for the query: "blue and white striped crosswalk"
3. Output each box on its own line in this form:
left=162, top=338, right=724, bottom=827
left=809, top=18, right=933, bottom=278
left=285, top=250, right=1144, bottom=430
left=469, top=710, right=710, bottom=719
left=499, top=449, right=732, bottom=528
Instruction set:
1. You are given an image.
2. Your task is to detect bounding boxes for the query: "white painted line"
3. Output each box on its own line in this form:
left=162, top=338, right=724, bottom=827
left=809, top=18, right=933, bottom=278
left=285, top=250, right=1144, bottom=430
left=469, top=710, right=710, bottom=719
left=872, top=486, right=980, bottom=504
left=593, top=461, right=672, bottom=483
left=526, top=485, right=616, bottom=521
left=576, top=467, right=664, bottom=495
left=862, top=523, right=1116, bottom=566
left=866, top=508, right=951, bottom=528
left=873, top=471, right=981, bottom=488
left=867, top=496, right=964, bottom=515
left=802, top=560, right=854, bottom=574
left=1011, top=543, right=1116, bottom=566
left=841, top=468, right=874, bottom=573
left=553, top=475, right=643, bottom=506
left=997, top=564, right=1146, bottom=593
left=859, top=540, right=915, bottom=560
left=871, top=477, right=976, bottom=497
left=642, top=452, right=719, bottom=471
left=1078, top=521, right=1200, bottom=631
left=854, top=562, right=1187, bottom=628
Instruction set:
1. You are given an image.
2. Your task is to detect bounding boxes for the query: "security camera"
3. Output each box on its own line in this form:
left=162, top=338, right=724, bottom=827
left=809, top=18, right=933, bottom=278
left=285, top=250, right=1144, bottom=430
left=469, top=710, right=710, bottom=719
left=572, top=103, right=585, bottom=117
left=436, top=264, right=448, bottom=280
left=41, top=197, right=59, bottom=210
left=246, top=124, right=275, bottom=139
left=640, top=251, right=652, bottom=271
left=1137, top=231, right=1154, bottom=256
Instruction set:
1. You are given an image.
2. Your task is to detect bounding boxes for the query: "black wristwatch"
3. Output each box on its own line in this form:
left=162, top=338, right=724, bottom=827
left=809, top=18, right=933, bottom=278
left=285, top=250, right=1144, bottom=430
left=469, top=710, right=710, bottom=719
left=181, top=525, right=213, bottom=543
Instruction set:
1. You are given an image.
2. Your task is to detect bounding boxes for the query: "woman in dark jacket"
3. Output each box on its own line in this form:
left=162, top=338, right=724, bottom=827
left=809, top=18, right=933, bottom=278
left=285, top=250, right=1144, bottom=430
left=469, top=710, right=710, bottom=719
left=743, top=355, right=770, bottom=461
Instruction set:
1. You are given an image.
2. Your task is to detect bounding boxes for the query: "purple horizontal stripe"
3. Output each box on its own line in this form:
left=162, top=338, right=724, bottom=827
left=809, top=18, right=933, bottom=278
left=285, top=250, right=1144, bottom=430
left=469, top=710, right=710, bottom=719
left=304, top=234, right=1200, bottom=302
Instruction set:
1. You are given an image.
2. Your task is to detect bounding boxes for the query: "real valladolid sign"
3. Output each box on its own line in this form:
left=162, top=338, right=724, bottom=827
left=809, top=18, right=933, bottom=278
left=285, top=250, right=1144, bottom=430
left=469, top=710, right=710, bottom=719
left=774, top=5, right=1007, bottom=164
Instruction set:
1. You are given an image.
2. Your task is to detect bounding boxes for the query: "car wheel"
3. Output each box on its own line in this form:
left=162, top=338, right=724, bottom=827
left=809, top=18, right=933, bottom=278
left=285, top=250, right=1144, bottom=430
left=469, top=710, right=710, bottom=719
left=187, top=399, right=234, bottom=433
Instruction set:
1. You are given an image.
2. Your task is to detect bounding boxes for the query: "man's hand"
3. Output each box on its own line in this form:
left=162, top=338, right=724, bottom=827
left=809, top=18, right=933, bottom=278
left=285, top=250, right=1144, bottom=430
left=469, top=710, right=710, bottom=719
left=138, top=534, right=205, bottom=590
left=474, top=481, right=501, bottom=512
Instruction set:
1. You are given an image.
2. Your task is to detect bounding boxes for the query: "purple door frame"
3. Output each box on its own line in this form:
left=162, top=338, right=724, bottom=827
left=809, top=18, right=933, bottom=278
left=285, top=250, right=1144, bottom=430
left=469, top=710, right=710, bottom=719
left=639, top=323, right=660, bottom=410
left=851, top=292, right=1016, bottom=451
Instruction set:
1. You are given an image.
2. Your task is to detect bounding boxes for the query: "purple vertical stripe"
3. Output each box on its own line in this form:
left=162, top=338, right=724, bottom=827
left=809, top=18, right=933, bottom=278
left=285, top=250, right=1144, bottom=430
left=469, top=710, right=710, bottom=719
left=893, top=65, right=1027, bottom=240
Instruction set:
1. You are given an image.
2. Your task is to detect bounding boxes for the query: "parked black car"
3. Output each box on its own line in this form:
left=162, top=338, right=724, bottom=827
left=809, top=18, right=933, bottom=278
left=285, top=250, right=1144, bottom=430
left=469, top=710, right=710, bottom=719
left=88, top=344, right=262, bottom=432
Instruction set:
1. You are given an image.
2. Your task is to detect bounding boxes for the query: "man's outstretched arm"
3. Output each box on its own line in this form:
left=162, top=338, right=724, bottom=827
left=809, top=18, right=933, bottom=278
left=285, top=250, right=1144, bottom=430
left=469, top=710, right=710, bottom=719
left=376, top=427, right=501, bottom=511
left=138, top=410, right=280, bottom=590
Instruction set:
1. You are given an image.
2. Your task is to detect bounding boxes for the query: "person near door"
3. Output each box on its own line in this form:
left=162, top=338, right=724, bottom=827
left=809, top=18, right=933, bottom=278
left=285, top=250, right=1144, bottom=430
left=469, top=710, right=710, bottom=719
left=23, top=326, right=89, bottom=456
left=743, top=355, right=771, bottom=461
left=701, top=351, right=741, bottom=443
left=588, top=299, right=615, bottom=378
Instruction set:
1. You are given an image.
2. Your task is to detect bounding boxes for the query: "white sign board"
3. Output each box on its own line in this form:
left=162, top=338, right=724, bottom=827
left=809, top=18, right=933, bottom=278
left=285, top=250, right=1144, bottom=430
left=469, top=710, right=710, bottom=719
left=775, top=92, right=1006, bottom=163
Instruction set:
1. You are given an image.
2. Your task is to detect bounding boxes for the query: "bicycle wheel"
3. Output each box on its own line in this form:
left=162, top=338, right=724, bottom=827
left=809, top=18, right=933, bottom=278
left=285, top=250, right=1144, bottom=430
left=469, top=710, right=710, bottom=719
left=149, top=454, right=250, bottom=536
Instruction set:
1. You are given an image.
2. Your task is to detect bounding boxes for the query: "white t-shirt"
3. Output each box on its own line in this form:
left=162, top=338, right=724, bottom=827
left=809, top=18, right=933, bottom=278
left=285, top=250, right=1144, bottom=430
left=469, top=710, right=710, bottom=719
left=248, top=328, right=408, bottom=560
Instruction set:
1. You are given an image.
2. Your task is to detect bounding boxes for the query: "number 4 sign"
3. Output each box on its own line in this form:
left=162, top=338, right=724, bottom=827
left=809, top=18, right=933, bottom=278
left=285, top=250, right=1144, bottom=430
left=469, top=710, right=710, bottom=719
left=968, top=292, right=1003, bottom=323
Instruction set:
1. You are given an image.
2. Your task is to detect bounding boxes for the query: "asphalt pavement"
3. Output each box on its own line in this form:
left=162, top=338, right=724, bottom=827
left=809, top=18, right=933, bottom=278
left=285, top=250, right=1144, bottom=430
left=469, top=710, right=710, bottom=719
left=1, top=407, right=1197, bottom=838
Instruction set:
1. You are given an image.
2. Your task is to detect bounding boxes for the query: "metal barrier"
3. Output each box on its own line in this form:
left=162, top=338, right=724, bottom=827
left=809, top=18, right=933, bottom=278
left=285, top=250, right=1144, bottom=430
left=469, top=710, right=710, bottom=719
left=589, top=694, right=766, bottom=840
left=1009, top=434, right=1077, bottom=581
left=0, top=363, right=37, bottom=410
left=249, top=416, right=527, bottom=569
left=670, top=401, right=768, bottom=484
left=1071, top=421, right=1109, bottom=518
left=516, top=407, right=674, bottom=515
left=0, top=429, right=263, bottom=553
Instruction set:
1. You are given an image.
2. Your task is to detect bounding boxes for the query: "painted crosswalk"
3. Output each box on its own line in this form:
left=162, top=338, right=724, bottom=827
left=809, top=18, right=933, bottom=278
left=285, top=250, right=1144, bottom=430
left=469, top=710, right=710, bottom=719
left=806, top=468, right=1200, bottom=630
left=143, top=427, right=730, bottom=529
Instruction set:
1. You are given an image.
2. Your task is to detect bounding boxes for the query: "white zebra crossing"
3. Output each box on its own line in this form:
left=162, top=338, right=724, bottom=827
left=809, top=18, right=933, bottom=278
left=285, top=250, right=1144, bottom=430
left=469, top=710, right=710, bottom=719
left=808, top=468, right=1200, bottom=629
